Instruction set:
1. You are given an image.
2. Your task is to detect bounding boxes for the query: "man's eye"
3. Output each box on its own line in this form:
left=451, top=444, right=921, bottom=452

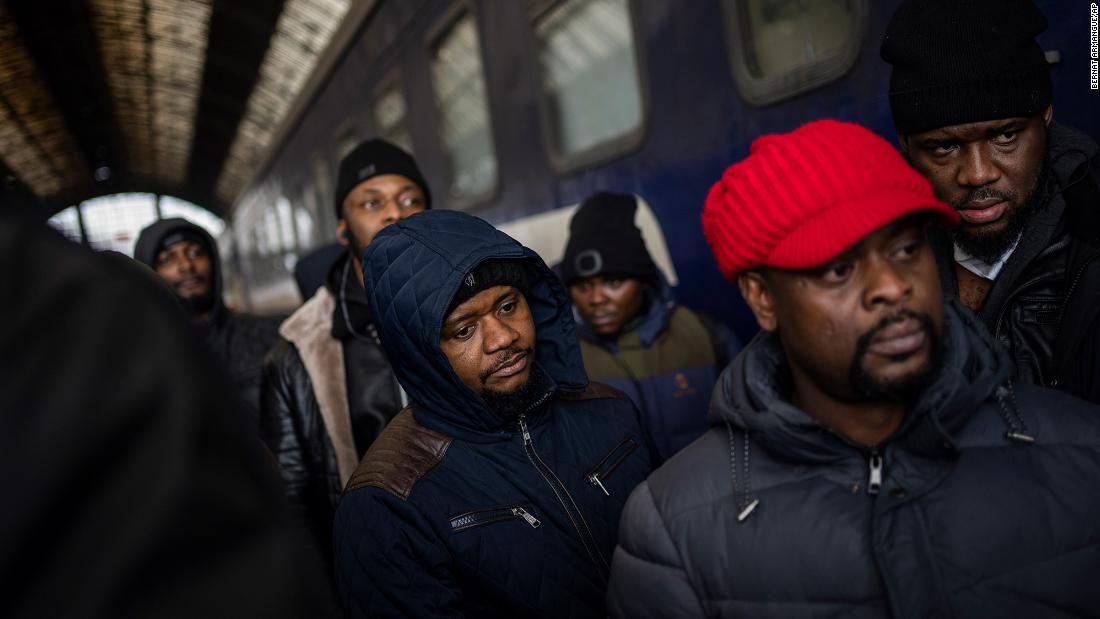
left=399, top=196, right=423, bottom=209
left=822, top=262, right=854, bottom=282
left=363, top=200, right=383, bottom=210
left=894, top=240, right=923, bottom=260
left=994, top=131, right=1018, bottom=145
left=500, top=301, right=516, bottom=314
left=454, top=325, right=474, bottom=339
left=606, top=279, right=623, bottom=289
left=931, top=143, right=956, bottom=156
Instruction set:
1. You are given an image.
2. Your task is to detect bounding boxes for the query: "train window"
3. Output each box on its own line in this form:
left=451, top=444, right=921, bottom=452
left=533, top=0, right=645, bottom=170
left=723, top=0, right=867, bottom=106
left=429, top=10, right=498, bottom=204
left=373, top=74, right=415, bottom=155
left=276, top=196, right=298, bottom=251
left=336, top=124, right=361, bottom=161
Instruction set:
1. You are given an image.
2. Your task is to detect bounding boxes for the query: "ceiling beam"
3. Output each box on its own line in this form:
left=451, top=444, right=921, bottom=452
left=185, top=0, right=287, bottom=212
left=3, top=0, right=124, bottom=191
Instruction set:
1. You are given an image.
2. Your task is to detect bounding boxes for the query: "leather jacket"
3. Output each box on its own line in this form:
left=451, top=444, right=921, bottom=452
left=260, top=258, right=404, bottom=594
left=933, top=123, right=1100, bottom=404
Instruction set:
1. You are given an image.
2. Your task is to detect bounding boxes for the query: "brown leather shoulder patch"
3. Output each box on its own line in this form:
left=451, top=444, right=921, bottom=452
left=342, top=408, right=453, bottom=501
left=558, top=381, right=627, bottom=401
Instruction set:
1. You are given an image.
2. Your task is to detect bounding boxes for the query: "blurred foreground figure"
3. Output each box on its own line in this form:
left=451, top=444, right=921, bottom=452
left=134, top=217, right=282, bottom=427
left=882, top=0, right=1100, bottom=402
left=261, top=138, right=429, bottom=614
left=335, top=210, right=652, bottom=618
left=607, top=121, right=1100, bottom=618
left=561, top=192, right=739, bottom=462
left=0, top=212, right=294, bottom=618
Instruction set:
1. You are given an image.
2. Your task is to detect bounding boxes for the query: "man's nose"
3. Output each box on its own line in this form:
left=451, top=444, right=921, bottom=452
left=483, top=316, right=519, bottom=352
left=863, top=256, right=911, bottom=309
left=957, top=144, right=1001, bottom=188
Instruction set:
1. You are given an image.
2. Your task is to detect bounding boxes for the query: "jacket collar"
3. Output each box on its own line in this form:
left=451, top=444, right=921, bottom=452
left=711, top=301, right=1011, bottom=463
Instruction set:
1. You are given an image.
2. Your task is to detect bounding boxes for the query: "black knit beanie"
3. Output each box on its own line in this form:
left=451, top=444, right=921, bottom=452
left=880, top=0, right=1052, bottom=135
left=447, top=259, right=530, bottom=315
left=334, top=139, right=431, bottom=217
left=560, top=192, right=656, bottom=285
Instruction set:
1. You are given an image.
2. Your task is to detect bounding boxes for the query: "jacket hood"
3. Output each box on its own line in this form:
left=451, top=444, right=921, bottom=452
left=712, top=300, right=1012, bottom=463
left=361, top=210, right=588, bottom=437
left=573, top=269, right=675, bottom=349
left=133, top=218, right=225, bottom=318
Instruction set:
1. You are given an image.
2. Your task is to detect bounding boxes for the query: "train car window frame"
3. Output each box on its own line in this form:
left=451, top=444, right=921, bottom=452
left=425, top=3, right=500, bottom=211
left=721, top=0, right=868, bottom=106
left=371, top=69, right=416, bottom=156
left=530, top=0, right=649, bottom=174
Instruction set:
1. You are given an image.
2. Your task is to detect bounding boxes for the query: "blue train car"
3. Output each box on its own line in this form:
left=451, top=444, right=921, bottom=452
left=227, top=0, right=1098, bottom=343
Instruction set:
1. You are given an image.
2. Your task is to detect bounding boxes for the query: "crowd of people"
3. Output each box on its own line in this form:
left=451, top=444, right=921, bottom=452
left=5, top=0, right=1100, bottom=617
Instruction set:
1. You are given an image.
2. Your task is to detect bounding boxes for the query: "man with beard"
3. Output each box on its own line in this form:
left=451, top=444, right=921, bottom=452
left=135, top=217, right=281, bottom=428
left=333, top=210, right=653, bottom=618
left=881, top=0, right=1100, bottom=402
left=607, top=120, right=1100, bottom=617
left=260, top=139, right=428, bottom=615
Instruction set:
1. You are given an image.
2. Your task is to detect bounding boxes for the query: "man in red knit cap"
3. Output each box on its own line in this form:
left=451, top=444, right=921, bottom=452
left=606, top=119, right=1100, bottom=618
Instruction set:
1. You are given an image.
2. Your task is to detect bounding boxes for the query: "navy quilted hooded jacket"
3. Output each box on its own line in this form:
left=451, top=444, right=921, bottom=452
left=333, top=210, right=653, bottom=618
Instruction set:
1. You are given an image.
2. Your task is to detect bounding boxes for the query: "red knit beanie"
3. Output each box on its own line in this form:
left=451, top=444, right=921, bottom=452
left=702, top=120, right=958, bottom=281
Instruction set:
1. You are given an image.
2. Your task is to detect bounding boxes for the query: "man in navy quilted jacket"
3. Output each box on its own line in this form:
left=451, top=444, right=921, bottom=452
left=333, top=209, right=653, bottom=618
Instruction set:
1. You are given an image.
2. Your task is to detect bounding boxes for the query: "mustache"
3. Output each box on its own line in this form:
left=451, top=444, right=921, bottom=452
left=479, top=347, right=532, bottom=383
left=951, top=186, right=1016, bottom=209
left=853, top=309, right=934, bottom=358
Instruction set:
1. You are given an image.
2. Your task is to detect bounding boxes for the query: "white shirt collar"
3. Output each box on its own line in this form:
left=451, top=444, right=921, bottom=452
left=953, top=235, right=1021, bottom=281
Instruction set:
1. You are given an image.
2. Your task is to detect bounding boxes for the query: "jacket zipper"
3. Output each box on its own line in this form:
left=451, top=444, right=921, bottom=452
left=867, top=448, right=884, bottom=495
left=518, top=413, right=610, bottom=579
left=1050, top=253, right=1100, bottom=386
left=585, top=437, right=637, bottom=496
left=450, top=505, right=542, bottom=532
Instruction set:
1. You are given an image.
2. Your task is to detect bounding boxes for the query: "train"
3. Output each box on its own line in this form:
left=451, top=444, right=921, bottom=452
left=223, top=0, right=1099, bottom=343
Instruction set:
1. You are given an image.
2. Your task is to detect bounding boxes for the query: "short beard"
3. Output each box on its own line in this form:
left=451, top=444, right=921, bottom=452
left=481, top=362, right=551, bottom=420
left=178, top=289, right=215, bottom=317
left=949, top=156, right=1049, bottom=263
left=848, top=310, right=941, bottom=403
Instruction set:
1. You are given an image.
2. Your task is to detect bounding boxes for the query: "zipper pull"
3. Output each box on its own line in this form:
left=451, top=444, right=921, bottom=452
left=518, top=415, right=532, bottom=443
left=588, top=473, right=610, bottom=496
left=512, top=507, right=541, bottom=528
left=867, top=451, right=883, bottom=495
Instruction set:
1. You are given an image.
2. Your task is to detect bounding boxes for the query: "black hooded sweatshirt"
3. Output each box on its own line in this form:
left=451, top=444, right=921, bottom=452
left=134, top=218, right=282, bottom=428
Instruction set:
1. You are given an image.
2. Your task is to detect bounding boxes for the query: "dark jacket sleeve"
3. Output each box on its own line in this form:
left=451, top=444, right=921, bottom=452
left=261, top=339, right=314, bottom=510
left=334, top=488, right=465, bottom=618
left=608, top=482, right=704, bottom=619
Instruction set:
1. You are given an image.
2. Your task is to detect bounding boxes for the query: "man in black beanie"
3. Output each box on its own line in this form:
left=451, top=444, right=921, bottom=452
left=260, top=138, right=430, bottom=615
left=560, top=192, right=740, bottom=462
left=882, top=0, right=1100, bottom=404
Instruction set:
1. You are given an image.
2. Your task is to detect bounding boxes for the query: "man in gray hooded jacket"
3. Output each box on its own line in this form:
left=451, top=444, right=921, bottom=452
left=607, top=120, right=1100, bottom=617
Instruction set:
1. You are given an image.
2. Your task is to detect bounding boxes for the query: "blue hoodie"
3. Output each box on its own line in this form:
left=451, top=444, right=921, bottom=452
left=333, top=210, right=653, bottom=618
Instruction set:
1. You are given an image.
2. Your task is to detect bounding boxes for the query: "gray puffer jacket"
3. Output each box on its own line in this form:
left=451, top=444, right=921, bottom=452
left=608, top=301, right=1100, bottom=618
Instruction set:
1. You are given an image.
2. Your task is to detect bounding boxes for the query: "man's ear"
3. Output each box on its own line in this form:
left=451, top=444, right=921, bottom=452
left=738, top=270, right=778, bottom=332
left=1042, top=104, right=1053, bottom=127
left=336, top=219, right=349, bottom=247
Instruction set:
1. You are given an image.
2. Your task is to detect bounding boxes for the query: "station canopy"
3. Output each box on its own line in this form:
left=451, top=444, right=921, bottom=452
left=0, top=0, right=367, bottom=217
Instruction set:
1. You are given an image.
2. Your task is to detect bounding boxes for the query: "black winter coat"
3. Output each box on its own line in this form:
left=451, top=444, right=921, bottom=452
left=933, top=123, right=1100, bottom=404
left=333, top=210, right=654, bottom=618
left=608, top=301, right=1100, bottom=618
